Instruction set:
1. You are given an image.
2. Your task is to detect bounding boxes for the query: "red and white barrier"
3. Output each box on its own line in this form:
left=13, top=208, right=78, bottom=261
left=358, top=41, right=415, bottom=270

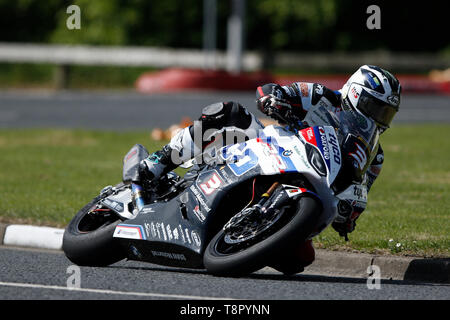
left=136, top=68, right=450, bottom=94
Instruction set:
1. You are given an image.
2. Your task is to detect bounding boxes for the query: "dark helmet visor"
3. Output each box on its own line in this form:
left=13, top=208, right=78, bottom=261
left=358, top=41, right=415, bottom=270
left=357, top=91, right=399, bottom=128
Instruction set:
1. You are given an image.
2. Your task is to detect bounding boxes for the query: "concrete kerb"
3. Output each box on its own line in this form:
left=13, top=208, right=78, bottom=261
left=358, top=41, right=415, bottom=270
left=0, top=223, right=64, bottom=251
left=299, top=250, right=449, bottom=283
left=1, top=223, right=448, bottom=283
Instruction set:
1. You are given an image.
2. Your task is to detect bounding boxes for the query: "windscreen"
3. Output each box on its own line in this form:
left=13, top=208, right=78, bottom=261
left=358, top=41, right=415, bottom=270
left=304, top=104, right=380, bottom=162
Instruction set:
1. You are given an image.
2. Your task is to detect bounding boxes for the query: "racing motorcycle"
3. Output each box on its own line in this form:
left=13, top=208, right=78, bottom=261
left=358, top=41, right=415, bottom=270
left=62, top=104, right=378, bottom=276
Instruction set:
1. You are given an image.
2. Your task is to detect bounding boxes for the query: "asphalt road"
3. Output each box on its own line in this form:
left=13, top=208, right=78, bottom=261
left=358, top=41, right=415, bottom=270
left=0, top=90, right=449, bottom=130
left=0, top=247, right=448, bottom=301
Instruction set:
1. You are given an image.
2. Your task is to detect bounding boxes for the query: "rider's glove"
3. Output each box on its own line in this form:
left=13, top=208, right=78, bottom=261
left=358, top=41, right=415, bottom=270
left=332, top=219, right=357, bottom=239
left=331, top=200, right=362, bottom=240
left=256, top=94, right=295, bottom=123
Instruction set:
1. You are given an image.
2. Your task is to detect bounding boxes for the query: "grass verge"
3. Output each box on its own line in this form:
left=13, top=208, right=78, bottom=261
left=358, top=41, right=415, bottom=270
left=315, top=124, right=450, bottom=258
left=0, top=125, right=448, bottom=257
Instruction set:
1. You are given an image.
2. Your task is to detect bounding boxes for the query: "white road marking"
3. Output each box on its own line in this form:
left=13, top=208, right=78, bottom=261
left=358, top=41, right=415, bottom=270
left=0, top=281, right=235, bottom=300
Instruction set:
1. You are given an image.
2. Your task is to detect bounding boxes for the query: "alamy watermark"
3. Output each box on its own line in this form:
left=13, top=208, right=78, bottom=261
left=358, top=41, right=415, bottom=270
left=366, top=264, right=381, bottom=289
left=366, top=5, right=381, bottom=30
left=66, top=5, right=81, bottom=30
left=64, top=5, right=380, bottom=32
left=168, top=120, right=270, bottom=166
left=66, top=265, right=81, bottom=289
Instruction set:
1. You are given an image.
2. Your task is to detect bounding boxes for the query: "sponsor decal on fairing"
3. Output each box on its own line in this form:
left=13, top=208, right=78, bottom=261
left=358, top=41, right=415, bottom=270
left=299, top=126, right=342, bottom=183
left=113, top=224, right=146, bottom=240
left=198, top=172, right=222, bottom=195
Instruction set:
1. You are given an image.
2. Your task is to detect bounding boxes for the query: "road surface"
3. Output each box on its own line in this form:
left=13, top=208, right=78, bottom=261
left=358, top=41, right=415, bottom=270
left=0, top=90, right=449, bottom=130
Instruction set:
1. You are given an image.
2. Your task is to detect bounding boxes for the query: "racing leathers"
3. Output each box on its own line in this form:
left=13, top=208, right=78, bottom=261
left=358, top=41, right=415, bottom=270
left=255, top=82, right=384, bottom=238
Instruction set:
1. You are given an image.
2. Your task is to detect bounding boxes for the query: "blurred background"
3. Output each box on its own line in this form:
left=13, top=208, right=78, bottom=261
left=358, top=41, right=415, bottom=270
left=0, top=0, right=449, bottom=91
left=0, top=0, right=449, bottom=257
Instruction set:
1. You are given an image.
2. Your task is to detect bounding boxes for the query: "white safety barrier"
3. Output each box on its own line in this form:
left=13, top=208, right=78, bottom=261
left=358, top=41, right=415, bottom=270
left=0, top=42, right=262, bottom=71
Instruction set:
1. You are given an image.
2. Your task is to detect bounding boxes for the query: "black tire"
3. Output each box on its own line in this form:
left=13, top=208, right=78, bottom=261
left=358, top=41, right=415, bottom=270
left=63, top=193, right=126, bottom=267
left=203, top=195, right=322, bottom=276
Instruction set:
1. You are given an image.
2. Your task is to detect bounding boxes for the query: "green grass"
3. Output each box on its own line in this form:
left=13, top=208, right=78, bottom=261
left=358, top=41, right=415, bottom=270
left=315, top=124, right=450, bottom=258
left=0, top=129, right=167, bottom=226
left=0, top=125, right=449, bottom=258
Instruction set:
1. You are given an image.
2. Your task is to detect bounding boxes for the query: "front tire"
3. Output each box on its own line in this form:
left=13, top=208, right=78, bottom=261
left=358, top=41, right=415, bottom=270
left=63, top=190, right=127, bottom=267
left=203, top=195, right=321, bottom=276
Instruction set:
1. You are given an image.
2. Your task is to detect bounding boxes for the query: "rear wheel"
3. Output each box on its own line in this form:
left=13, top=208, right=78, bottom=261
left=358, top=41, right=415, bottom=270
left=203, top=195, right=322, bottom=276
left=62, top=185, right=127, bottom=266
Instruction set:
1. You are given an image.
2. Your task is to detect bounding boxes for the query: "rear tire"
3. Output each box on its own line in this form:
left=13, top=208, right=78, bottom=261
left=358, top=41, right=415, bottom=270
left=203, top=195, right=322, bottom=276
left=63, top=191, right=126, bottom=267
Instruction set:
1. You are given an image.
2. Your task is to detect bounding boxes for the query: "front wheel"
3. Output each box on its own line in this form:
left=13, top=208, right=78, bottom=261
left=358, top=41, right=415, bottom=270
left=62, top=185, right=127, bottom=266
left=203, top=195, right=322, bottom=276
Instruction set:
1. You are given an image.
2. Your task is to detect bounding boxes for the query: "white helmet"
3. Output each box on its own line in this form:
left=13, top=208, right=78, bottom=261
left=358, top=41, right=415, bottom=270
left=341, top=65, right=401, bottom=129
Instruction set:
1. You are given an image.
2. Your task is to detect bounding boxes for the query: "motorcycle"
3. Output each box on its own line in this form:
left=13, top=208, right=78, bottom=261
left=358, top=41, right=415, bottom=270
left=62, top=104, right=378, bottom=276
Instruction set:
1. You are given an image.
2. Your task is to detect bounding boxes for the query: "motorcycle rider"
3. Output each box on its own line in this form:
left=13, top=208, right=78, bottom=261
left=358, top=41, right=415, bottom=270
left=134, top=65, right=401, bottom=274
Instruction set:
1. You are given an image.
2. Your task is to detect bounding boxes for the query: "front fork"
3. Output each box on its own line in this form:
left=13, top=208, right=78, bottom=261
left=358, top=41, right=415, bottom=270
left=131, top=183, right=145, bottom=212
left=254, top=182, right=283, bottom=215
left=253, top=182, right=323, bottom=232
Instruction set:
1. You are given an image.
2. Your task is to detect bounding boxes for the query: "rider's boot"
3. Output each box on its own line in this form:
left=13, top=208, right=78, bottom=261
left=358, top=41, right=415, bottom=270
left=130, top=145, right=175, bottom=213
left=135, top=122, right=201, bottom=188
left=268, top=239, right=315, bottom=276
left=137, top=144, right=177, bottom=185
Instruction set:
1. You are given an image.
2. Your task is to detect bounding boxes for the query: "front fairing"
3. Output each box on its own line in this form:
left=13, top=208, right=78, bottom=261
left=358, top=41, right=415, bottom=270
left=305, top=104, right=380, bottom=177
left=218, top=125, right=336, bottom=187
